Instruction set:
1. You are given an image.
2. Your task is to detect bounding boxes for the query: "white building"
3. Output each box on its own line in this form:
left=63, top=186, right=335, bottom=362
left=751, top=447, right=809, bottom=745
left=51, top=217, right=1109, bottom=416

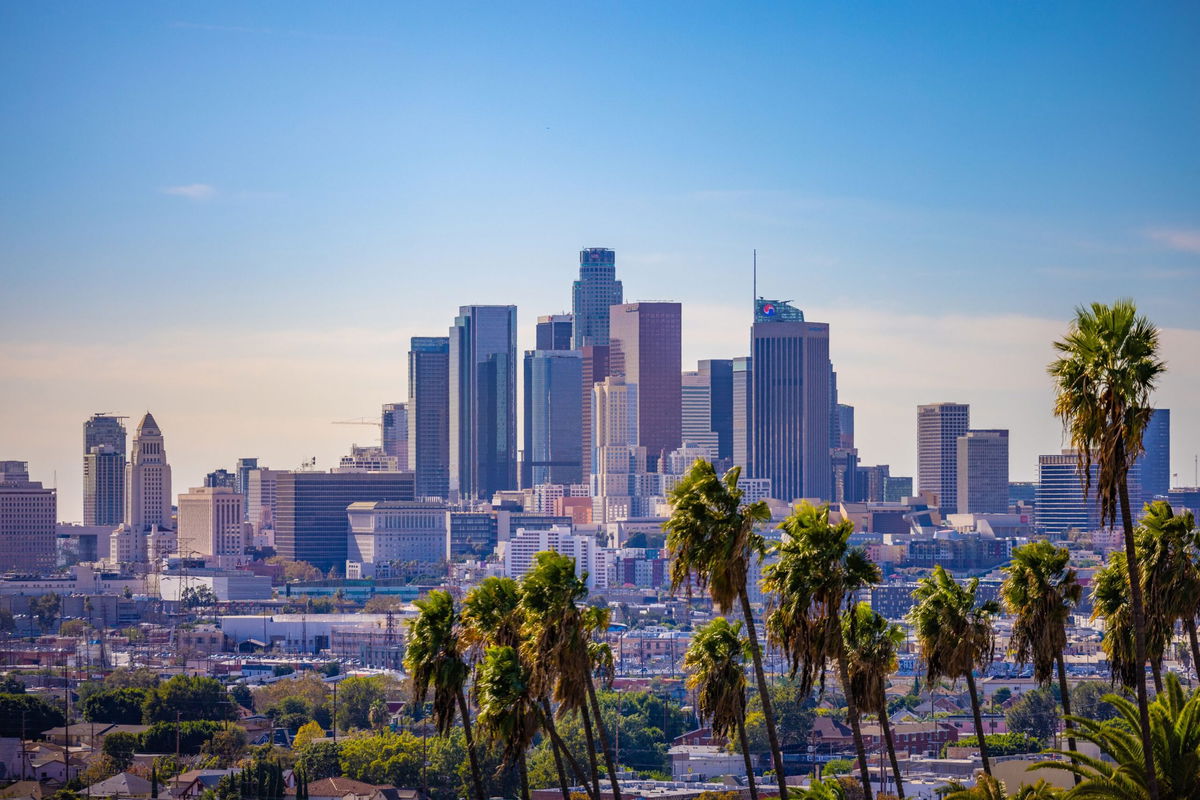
left=680, top=371, right=719, bottom=457
left=246, top=467, right=281, bottom=536
left=125, top=412, right=173, bottom=533
left=0, top=564, right=144, bottom=596
left=591, top=377, right=654, bottom=523
left=109, top=523, right=175, bottom=565
left=345, top=501, right=449, bottom=578
left=335, top=445, right=400, bottom=473
left=500, top=525, right=608, bottom=591
left=158, top=571, right=272, bottom=602
left=669, top=745, right=746, bottom=780
left=177, top=486, right=248, bottom=561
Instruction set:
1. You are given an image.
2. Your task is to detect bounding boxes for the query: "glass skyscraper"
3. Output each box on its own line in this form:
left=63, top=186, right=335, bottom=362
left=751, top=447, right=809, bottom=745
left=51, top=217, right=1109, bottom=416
left=572, top=248, right=622, bottom=348
left=609, top=302, right=682, bottom=470
left=83, top=413, right=126, bottom=526
left=522, top=349, right=584, bottom=487
left=1137, top=408, right=1170, bottom=502
left=408, top=337, right=450, bottom=500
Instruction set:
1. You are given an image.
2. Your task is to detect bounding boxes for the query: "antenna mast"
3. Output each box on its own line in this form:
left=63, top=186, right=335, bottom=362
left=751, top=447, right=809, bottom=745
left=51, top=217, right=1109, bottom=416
left=752, top=249, right=757, bottom=313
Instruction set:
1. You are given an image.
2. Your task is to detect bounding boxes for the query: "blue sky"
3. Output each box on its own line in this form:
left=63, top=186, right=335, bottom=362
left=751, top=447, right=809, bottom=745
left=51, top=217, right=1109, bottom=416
left=2, top=2, right=1198, bottom=517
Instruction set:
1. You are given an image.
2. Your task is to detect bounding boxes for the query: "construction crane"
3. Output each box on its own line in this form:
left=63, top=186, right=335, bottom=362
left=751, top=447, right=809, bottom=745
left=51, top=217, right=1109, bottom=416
left=332, top=418, right=383, bottom=446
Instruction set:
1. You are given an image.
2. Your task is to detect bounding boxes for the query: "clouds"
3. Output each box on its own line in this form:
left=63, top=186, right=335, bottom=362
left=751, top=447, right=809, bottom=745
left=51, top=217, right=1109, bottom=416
left=1146, top=227, right=1200, bottom=255
left=162, top=184, right=217, bottom=200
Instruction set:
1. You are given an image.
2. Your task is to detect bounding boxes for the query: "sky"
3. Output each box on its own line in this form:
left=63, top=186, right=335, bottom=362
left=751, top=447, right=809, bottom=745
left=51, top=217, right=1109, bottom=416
left=1, top=2, right=1198, bottom=521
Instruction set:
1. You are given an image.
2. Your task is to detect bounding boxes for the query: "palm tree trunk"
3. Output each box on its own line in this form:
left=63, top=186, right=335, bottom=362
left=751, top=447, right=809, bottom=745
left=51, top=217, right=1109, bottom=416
left=1117, top=450, right=1162, bottom=800
left=878, top=704, right=904, bottom=799
left=964, top=671, right=991, bottom=776
left=541, top=701, right=594, bottom=800
left=834, top=632, right=873, bottom=800
left=549, top=719, right=571, bottom=800
left=457, top=689, right=487, bottom=800
left=581, top=702, right=602, bottom=800
left=1054, top=654, right=1080, bottom=786
left=738, top=590, right=788, bottom=800
left=1187, top=619, right=1200, bottom=686
left=736, top=713, right=759, bottom=800
left=519, top=752, right=531, bottom=800
left=586, top=680, right=621, bottom=800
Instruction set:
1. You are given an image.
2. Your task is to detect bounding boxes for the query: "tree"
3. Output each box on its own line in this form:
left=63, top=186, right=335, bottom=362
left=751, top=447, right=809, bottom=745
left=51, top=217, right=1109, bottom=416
left=1000, top=540, right=1081, bottom=780
left=266, top=557, right=323, bottom=583
left=0, top=692, right=65, bottom=736
left=140, top=720, right=224, bottom=754
left=684, top=618, right=759, bottom=800
left=0, top=608, right=15, bottom=633
left=180, top=585, right=219, bottom=610
left=298, top=739, right=341, bottom=779
left=102, top=731, right=139, bottom=771
left=476, top=645, right=541, bottom=800
left=293, top=720, right=326, bottom=751
left=143, top=675, right=236, bottom=723
left=1139, top=501, right=1200, bottom=683
left=59, top=619, right=90, bottom=637
left=266, top=696, right=315, bottom=732
left=1048, top=299, right=1165, bottom=800
left=0, top=674, right=26, bottom=693
left=105, top=666, right=159, bottom=689
left=405, top=589, right=485, bottom=800
left=81, top=688, right=150, bottom=724
left=230, top=683, right=254, bottom=710
left=1004, top=689, right=1058, bottom=744
left=204, top=727, right=248, bottom=767
left=908, top=566, right=998, bottom=775
left=335, top=675, right=388, bottom=732
left=942, top=733, right=1044, bottom=758
left=842, top=603, right=906, bottom=798
left=762, top=501, right=881, bottom=797
left=30, top=593, right=61, bottom=634
left=363, top=594, right=404, bottom=614
left=1069, top=682, right=1123, bottom=722
left=664, top=461, right=787, bottom=799
left=1091, top=551, right=1171, bottom=693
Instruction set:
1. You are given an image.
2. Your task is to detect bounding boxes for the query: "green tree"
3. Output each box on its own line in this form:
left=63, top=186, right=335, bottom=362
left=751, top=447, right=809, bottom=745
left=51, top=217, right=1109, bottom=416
left=1069, top=682, right=1123, bottom=722
left=842, top=602, right=906, bottom=798
left=684, top=618, right=759, bottom=800
left=0, top=674, right=26, bottom=693
left=339, top=730, right=423, bottom=787
left=105, top=666, right=159, bottom=689
left=942, top=732, right=1044, bottom=758
left=334, top=675, right=388, bottom=732
left=59, top=619, right=90, bottom=637
left=1004, top=689, right=1058, bottom=743
left=293, top=720, right=326, bottom=751
left=205, top=727, right=248, bottom=767
left=296, top=740, right=341, bottom=779
left=265, top=696, right=314, bottom=732
left=30, top=593, right=62, bottom=634
left=476, top=645, right=541, bottom=800
left=180, top=585, right=219, bottom=610
left=140, top=720, right=224, bottom=754
left=143, top=675, right=236, bottom=723
left=762, top=501, right=881, bottom=797
left=230, top=683, right=254, bottom=710
left=101, top=731, right=139, bottom=771
left=0, top=692, right=65, bottom=736
left=1091, top=551, right=1171, bottom=693
left=908, top=566, right=998, bottom=775
left=664, top=461, right=787, bottom=799
left=81, top=688, right=150, bottom=724
left=1048, top=299, right=1165, bottom=800
left=1139, top=501, right=1200, bottom=685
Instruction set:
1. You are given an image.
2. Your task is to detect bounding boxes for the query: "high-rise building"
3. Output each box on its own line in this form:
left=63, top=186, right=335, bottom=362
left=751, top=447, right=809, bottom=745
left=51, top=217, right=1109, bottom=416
left=274, top=471, right=415, bottom=572
left=751, top=299, right=832, bottom=501
left=522, top=349, right=584, bottom=487
left=126, top=412, right=173, bottom=532
left=536, top=314, right=574, bottom=351
left=83, top=414, right=127, bottom=526
left=381, top=403, right=409, bottom=470
left=572, top=247, right=623, bottom=348
left=579, top=344, right=611, bottom=479
left=246, top=468, right=281, bottom=535
left=1137, top=409, right=1170, bottom=501
left=1036, top=451, right=1100, bottom=535
left=177, top=486, right=246, bottom=559
left=609, top=302, right=682, bottom=469
left=732, top=356, right=753, bottom=470
left=0, top=461, right=56, bottom=573
left=830, top=448, right=861, bottom=503
left=235, top=458, right=258, bottom=506
left=698, top=359, right=734, bottom=462
left=917, top=403, right=970, bottom=514
left=681, top=370, right=719, bottom=456
left=884, top=476, right=913, bottom=503
left=837, top=404, right=855, bottom=450
left=591, top=376, right=651, bottom=523
left=346, top=501, right=449, bottom=576
left=956, top=429, right=1010, bottom=514
left=204, top=469, right=236, bottom=489
left=449, top=305, right=518, bottom=500
left=408, top=336, right=451, bottom=500
left=502, top=525, right=607, bottom=591
left=336, top=445, right=400, bottom=472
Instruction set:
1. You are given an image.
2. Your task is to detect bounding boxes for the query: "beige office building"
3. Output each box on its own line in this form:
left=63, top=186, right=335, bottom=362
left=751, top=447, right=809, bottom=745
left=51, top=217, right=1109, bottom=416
left=177, top=486, right=246, bottom=559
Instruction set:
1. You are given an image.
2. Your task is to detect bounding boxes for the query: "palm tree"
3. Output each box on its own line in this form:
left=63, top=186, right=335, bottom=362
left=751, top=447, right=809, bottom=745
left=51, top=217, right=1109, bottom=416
left=1139, top=501, right=1200, bottom=681
left=1000, top=540, right=1082, bottom=783
left=1037, top=672, right=1200, bottom=798
left=762, top=501, right=881, bottom=798
left=1091, top=550, right=1171, bottom=693
left=842, top=602, right=905, bottom=798
left=664, top=461, right=787, bottom=798
left=476, top=645, right=542, bottom=800
left=1048, top=299, right=1165, bottom=800
left=684, top=618, right=759, bottom=800
left=908, top=566, right=998, bottom=776
left=462, top=576, right=524, bottom=651
left=404, top=589, right=485, bottom=800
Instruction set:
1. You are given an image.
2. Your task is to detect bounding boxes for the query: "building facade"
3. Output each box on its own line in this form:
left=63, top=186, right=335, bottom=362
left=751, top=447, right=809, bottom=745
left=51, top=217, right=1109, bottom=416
left=732, top=356, right=752, bottom=471
left=83, top=414, right=127, bottom=527
left=501, top=525, right=607, bottom=590
left=1137, top=408, right=1170, bottom=502
left=956, top=429, right=1009, bottom=514
left=1036, top=451, right=1100, bottom=535
left=346, top=501, right=449, bottom=576
left=535, top=313, right=574, bottom=351
left=917, top=402, right=970, bottom=514
left=125, top=412, right=173, bottom=532
left=177, top=486, right=247, bottom=559
left=680, top=369, right=719, bottom=457
left=591, top=376, right=651, bottom=523
left=609, top=302, right=682, bottom=469
left=0, top=461, right=56, bottom=573
left=381, top=403, right=408, bottom=470
left=522, top=349, right=584, bottom=487
left=572, top=247, right=623, bottom=348
left=408, top=336, right=450, bottom=500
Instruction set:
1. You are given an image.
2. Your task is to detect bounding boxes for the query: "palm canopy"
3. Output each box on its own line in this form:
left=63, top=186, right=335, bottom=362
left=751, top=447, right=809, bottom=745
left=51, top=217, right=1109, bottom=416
left=519, top=550, right=592, bottom=712
left=664, top=461, right=771, bottom=612
left=842, top=602, right=902, bottom=717
left=762, top=501, right=881, bottom=695
left=462, top=575, right=524, bottom=652
left=404, top=589, right=468, bottom=736
left=684, top=617, right=749, bottom=742
left=1047, top=300, right=1165, bottom=527
left=1140, top=501, right=1200, bottom=645
left=1000, top=541, right=1081, bottom=686
left=909, top=565, right=998, bottom=685
left=1092, top=548, right=1173, bottom=691
left=475, top=645, right=542, bottom=769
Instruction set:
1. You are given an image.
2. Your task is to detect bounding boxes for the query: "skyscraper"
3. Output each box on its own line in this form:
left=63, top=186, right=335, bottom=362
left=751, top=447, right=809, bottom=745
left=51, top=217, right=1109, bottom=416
left=522, top=349, right=584, bottom=487
left=1137, top=408, right=1170, bottom=501
left=572, top=247, right=623, bottom=348
left=235, top=458, right=258, bottom=495
left=83, top=414, right=126, bottom=526
left=177, top=486, right=246, bottom=559
left=0, top=461, right=56, bottom=573
left=609, top=302, right=682, bottom=469
left=1037, top=451, right=1100, bottom=535
left=917, top=402, right=970, bottom=513
left=837, top=404, right=855, bottom=450
left=409, top=337, right=450, bottom=500
left=591, top=376, right=650, bottom=522
left=536, top=314, right=574, bottom=351
left=381, top=403, right=408, bottom=470
left=698, top=359, right=734, bottom=461
left=449, top=305, right=518, bottom=500
left=956, top=429, right=1009, bottom=514
left=126, top=412, right=173, bottom=531
left=751, top=299, right=832, bottom=501
left=732, top=356, right=753, bottom=470
left=579, top=344, right=611, bottom=481
left=681, top=370, right=719, bottom=456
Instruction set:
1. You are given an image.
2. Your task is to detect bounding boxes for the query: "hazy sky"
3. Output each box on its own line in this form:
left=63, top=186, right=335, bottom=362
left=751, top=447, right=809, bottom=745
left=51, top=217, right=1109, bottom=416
left=2, top=2, right=1198, bottom=520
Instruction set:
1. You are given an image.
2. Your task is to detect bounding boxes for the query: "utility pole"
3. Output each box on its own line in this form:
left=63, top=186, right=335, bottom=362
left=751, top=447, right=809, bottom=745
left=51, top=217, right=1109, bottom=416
left=63, top=651, right=70, bottom=784
left=175, top=711, right=181, bottom=762
left=332, top=682, right=338, bottom=744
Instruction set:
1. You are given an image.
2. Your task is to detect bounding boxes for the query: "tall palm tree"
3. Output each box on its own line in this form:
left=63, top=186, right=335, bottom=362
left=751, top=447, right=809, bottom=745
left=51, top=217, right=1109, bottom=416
left=1139, top=501, right=1200, bottom=681
left=462, top=576, right=524, bottom=651
left=664, top=460, right=787, bottom=798
left=404, top=590, right=485, bottom=800
left=762, top=501, right=881, bottom=799
left=842, top=602, right=905, bottom=798
left=1000, top=540, right=1082, bottom=783
left=476, top=645, right=542, bottom=800
left=1048, top=299, right=1165, bottom=800
left=1092, top=550, right=1171, bottom=693
left=684, top=618, right=759, bottom=800
left=908, top=566, right=998, bottom=776
left=582, top=605, right=620, bottom=800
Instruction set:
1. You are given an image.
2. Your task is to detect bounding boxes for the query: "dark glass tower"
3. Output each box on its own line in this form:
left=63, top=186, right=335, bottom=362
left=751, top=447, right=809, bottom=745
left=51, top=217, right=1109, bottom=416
left=408, top=337, right=450, bottom=500
left=536, top=314, right=574, bottom=351
left=83, top=413, right=126, bottom=526
left=572, top=248, right=623, bottom=348
left=1137, top=408, right=1170, bottom=502
left=522, top=349, right=584, bottom=487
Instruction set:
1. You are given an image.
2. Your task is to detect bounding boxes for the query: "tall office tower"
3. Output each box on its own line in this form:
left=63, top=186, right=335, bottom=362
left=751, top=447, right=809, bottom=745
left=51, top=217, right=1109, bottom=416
left=125, top=412, right=173, bottom=531
left=0, top=461, right=56, bottom=573
left=830, top=448, right=861, bottom=503
left=522, top=349, right=584, bottom=487
left=274, top=471, right=415, bottom=572
left=591, top=376, right=650, bottom=523
left=956, top=429, right=1010, bottom=514
left=1037, top=451, right=1100, bottom=535
left=579, top=344, right=611, bottom=479
left=204, top=469, right=236, bottom=489
left=884, top=476, right=913, bottom=503
left=572, top=247, right=623, bottom=348
left=696, top=359, right=734, bottom=461
left=751, top=299, right=832, bottom=501
left=917, top=402, right=970, bottom=513
left=681, top=370, right=719, bottom=456
left=859, top=464, right=890, bottom=503
left=1137, top=408, right=1170, bottom=501
left=449, top=305, right=518, bottom=500
left=84, top=446, right=125, bottom=526
left=732, top=357, right=753, bottom=470
left=246, top=468, right=280, bottom=535
left=235, top=458, right=258, bottom=495
left=83, top=414, right=127, bottom=525
left=381, top=403, right=409, bottom=470
left=408, top=337, right=451, bottom=500
left=829, top=370, right=841, bottom=450
left=837, top=404, right=855, bottom=450
left=177, top=486, right=246, bottom=558
left=536, top=314, right=574, bottom=351
left=609, top=302, right=682, bottom=469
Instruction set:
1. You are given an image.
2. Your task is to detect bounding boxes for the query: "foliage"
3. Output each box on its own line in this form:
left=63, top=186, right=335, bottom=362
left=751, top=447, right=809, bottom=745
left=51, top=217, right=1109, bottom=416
left=1069, top=682, right=1124, bottom=722
left=30, top=593, right=62, bottom=634
left=296, top=739, right=341, bottom=780
left=0, top=692, right=65, bottom=736
left=0, top=674, right=26, bottom=693
left=265, top=695, right=317, bottom=732
left=824, top=758, right=854, bottom=775
left=909, top=566, right=998, bottom=687
left=594, top=689, right=691, bottom=774
left=78, top=754, right=122, bottom=787
left=363, top=594, right=405, bottom=613
left=993, top=688, right=1012, bottom=707
left=230, top=683, right=254, bottom=709
left=0, top=608, right=14, bottom=632
left=232, top=753, right=286, bottom=800
left=59, top=619, right=91, bottom=637
left=205, top=726, right=248, bottom=767
left=335, top=675, right=390, bottom=731
left=474, top=645, right=540, bottom=768
left=405, top=589, right=469, bottom=735
left=81, top=687, right=150, bottom=724
left=143, top=674, right=236, bottom=723
left=180, top=585, right=219, bottom=609
left=266, top=557, right=323, bottom=583
left=339, top=730, right=425, bottom=786
left=941, top=733, right=1044, bottom=758
left=140, top=720, right=224, bottom=754
left=105, top=666, right=160, bottom=689
left=252, top=672, right=330, bottom=713
left=1001, top=541, right=1081, bottom=686
left=1004, top=689, right=1059, bottom=743
left=102, top=731, right=140, bottom=770
left=684, top=617, right=750, bottom=744
left=272, top=665, right=295, bottom=677
left=293, top=720, right=326, bottom=751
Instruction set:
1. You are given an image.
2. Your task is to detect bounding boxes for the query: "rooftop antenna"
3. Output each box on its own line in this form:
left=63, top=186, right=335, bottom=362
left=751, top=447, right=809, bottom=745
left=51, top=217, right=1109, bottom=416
left=752, top=248, right=757, bottom=312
